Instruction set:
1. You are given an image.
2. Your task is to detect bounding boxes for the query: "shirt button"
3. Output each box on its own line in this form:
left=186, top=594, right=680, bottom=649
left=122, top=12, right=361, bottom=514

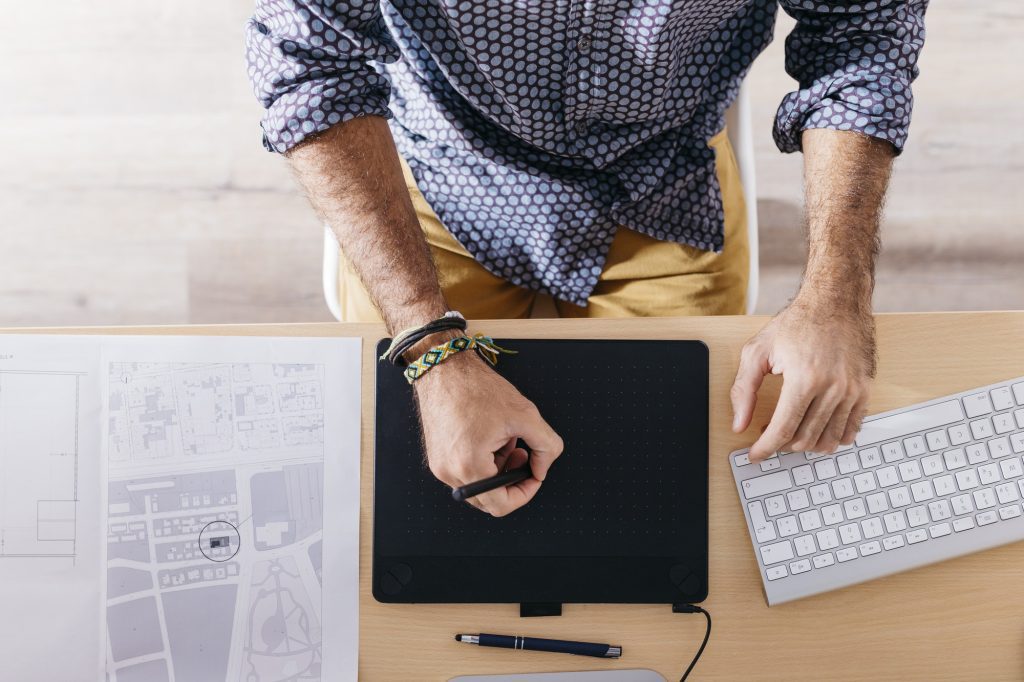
left=574, top=120, right=589, bottom=136
left=577, top=35, right=592, bottom=53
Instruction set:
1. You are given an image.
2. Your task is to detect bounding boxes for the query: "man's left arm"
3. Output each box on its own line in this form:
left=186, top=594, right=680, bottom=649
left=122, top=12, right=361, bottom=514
left=731, top=0, right=929, bottom=461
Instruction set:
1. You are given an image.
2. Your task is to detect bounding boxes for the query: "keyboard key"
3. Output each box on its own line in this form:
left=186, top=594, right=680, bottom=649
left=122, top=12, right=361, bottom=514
left=836, top=453, right=859, bottom=475
left=955, top=469, right=980, bottom=491
left=971, top=417, right=995, bottom=440
left=989, top=437, right=1012, bottom=459
left=734, top=453, right=751, bottom=467
left=839, top=523, right=862, bottom=545
left=861, top=517, right=884, bottom=539
left=965, top=443, right=988, bottom=465
left=809, top=484, right=833, bottom=505
left=859, top=447, right=882, bottom=468
left=859, top=541, right=882, bottom=556
left=1016, top=408, right=1024, bottom=429
left=881, top=442, right=904, bottom=463
left=973, top=488, right=997, bottom=509
left=953, top=517, right=975, bottom=532
left=883, top=535, right=905, bottom=550
left=799, top=509, right=823, bottom=532
left=951, top=494, right=974, bottom=515
left=790, top=559, right=812, bottom=575
left=999, top=457, right=1023, bottom=480
left=794, top=535, right=816, bottom=557
left=903, top=435, right=927, bottom=457
left=814, top=458, right=838, bottom=480
left=856, top=400, right=964, bottom=446
left=929, top=523, right=952, bottom=538
left=898, top=460, right=922, bottom=482
left=921, top=455, right=944, bottom=476
left=991, top=386, right=1016, bottom=411
left=765, top=495, right=787, bottom=516
left=1013, top=382, right=1024, bottom=406
left=926, top=429, right=950, bottom=452
left=976, top=510, right=999, bottom=526
left=836, top=547, right=858, bottom=562
left=978, top=464, right=1001, bottom=486
left=993, top=413, right=1016, bottom=435
left=766, top=565, right=788, bottom=580
left=996, top=482, right=1020, bottom=504
left=933, top=474, right=956, bottom=497
left=748, top=501, right=777, bottom=543
left=787, top=489, right=811, bottom=511
left=883, top=511, right=907, bottom=533
left=742, top=471, right=793, bottom=500
left=877, top=466, right=900, bottom=487
left=948, top=424, right=971, bottom=446
left=928, top=499, right=952, bottom=522
left=911, top=480, right=935, bottom=503
left=889, top=486, right=912, bottom=507
left=843, top=498, right=867, bottom=519
left=792, top=464, right=815, bottom=486
left=854, top=472, right=877, bottom=494
left=942, top=449, right=967, bottom=470
left=906, top=529, right=928, bottom=544
left=760, top=541, right=795, bottom=565
left=907, top=506, right=929, bottom=528
left=813, top=553, right=835, bottom=568
left=831, top=478, right=855, bottom=499
left=999, top=504, right=1022, bottom=520
left=816, top=528, right=840, bottom=551
left=777, top=516, right=799, bottom=537
left=1011, top=432, right=1024, bottom=454
left=821, top=504, right=844, bottom=526
left=866, top=492, right=889, bottom=514
left=760, top=457, right=781, bottom=472
left=963, top=392, right=994, bottom=418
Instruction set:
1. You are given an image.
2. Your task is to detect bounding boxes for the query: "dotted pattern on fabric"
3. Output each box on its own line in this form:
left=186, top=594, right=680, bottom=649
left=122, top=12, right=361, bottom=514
left=246, top=0, right=928, bottom=306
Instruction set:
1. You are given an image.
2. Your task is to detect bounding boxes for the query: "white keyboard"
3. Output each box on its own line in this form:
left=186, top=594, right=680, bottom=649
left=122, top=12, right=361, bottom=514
left=731, top=376, right=1024, bottom=605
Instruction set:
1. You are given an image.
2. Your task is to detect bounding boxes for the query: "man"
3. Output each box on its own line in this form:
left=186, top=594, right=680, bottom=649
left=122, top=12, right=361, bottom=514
left=246, top=0, right=928, bottom=517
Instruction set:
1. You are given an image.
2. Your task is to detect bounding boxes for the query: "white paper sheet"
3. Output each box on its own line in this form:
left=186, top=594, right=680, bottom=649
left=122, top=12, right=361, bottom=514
left=0, top=336, right=104, bottom=682
left=0, top=334, right=361, bottom=682
left=100, top=336, right=361, bottom=682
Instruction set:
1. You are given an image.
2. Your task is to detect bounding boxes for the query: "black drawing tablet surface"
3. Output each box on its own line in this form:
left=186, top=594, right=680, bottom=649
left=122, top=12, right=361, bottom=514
left=372, top=338, right=709, bottom=606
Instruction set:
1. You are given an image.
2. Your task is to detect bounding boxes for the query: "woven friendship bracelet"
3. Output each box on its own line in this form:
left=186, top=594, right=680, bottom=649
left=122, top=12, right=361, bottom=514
left=404, top=334, right=517, bottom=384
left=379, top=311, right=467, bottom=366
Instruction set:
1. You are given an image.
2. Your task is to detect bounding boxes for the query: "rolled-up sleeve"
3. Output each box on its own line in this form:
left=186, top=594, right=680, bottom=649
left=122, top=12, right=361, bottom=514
left=774, top=0, right=928, bottom=154
left=245, top=0, right=401, bottom=153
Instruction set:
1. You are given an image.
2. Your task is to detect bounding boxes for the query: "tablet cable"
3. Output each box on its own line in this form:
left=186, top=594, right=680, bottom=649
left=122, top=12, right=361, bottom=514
left=672, top=604, right=711, bottom=681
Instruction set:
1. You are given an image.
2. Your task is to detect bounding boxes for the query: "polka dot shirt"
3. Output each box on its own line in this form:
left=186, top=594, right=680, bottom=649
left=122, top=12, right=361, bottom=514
left=246, top=0, right=927, bottom=306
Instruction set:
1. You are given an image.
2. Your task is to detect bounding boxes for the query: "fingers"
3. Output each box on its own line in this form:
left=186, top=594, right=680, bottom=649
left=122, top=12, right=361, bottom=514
left=841, top=395, right=869, bottom=445
left=785, top=390, right=843, bottom=453
left=812, top=395, right=856, bottom=454
left=515, top=407, right=564, bottom=482
left=731, top=341, right=769, bottom=433
left=749, top=378, right=814, bottom=462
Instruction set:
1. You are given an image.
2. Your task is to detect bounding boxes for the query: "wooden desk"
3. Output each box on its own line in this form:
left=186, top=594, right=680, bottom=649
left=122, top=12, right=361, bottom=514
left=27, top=312, right=1024, bottom=681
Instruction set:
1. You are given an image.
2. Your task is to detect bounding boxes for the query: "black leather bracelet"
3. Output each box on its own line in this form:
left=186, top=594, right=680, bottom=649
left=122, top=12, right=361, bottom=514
left=380, top=312, right=468, bottom=367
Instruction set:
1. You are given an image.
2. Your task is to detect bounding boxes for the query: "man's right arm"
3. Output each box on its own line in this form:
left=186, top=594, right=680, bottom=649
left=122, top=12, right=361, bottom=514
left=286, top=116, right=563, bottom=516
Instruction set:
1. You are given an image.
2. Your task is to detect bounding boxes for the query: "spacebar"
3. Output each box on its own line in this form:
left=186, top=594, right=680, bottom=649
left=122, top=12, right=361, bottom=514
left=855, top=399, right=965, bottom=446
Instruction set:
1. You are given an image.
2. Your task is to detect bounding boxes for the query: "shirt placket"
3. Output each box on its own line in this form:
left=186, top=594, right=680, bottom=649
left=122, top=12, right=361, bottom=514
left=565, top=0, right=610, bottom=157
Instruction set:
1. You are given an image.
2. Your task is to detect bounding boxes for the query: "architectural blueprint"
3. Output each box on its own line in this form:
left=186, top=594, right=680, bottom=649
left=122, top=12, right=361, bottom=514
left=102, top=337, right=361, bottom=682
left=0, top=336, right=104, bottom=682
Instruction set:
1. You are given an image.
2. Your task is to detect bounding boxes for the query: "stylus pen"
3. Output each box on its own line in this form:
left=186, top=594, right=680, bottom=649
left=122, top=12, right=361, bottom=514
left=455, top=633, right=622, bottom=659
left=451, top=466, right=531, bottom=502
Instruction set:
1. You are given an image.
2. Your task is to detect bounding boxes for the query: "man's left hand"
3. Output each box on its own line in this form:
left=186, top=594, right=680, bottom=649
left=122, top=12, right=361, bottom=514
left=730, top=295, right=877, bottom=462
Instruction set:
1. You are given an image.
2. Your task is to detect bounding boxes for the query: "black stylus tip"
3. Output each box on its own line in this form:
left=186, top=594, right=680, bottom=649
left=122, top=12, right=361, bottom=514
left=455, top=634, right=462, bottom=641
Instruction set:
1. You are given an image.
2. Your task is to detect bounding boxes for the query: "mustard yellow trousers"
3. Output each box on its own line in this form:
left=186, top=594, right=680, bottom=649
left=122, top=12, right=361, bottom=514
left=336, top=129, right=748, bottom=320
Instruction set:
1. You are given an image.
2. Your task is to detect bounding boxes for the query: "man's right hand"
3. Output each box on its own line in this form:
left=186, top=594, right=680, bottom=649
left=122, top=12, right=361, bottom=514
left=413, top=349, right=563, bottom=517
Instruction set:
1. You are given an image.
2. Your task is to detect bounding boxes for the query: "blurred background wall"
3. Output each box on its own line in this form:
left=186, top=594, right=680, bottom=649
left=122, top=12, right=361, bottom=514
left=1, top=1, right=1020, bottom=326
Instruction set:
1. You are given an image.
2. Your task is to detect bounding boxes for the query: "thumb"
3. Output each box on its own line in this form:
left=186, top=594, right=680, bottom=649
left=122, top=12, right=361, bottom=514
left=515, top=407, right=564, bottom=481
left=731, top=343, right=768, bottom=433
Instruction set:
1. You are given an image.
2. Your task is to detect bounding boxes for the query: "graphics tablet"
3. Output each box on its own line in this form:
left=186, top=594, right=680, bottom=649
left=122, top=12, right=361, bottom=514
left=373, top=338, right=708, bottom=607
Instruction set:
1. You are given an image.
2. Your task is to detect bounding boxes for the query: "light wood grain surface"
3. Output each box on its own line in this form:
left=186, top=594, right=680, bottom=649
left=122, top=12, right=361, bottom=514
left=19, top=311, right=1024, bottom=681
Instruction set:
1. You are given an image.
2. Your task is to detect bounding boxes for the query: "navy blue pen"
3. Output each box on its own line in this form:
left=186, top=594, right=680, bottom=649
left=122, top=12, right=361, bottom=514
left=455, top=633, right=622, bottom=659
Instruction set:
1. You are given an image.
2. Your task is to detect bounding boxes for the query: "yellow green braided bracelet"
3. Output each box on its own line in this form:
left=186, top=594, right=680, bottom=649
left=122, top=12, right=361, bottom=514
left=404, top=334, right=516, bottom=384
